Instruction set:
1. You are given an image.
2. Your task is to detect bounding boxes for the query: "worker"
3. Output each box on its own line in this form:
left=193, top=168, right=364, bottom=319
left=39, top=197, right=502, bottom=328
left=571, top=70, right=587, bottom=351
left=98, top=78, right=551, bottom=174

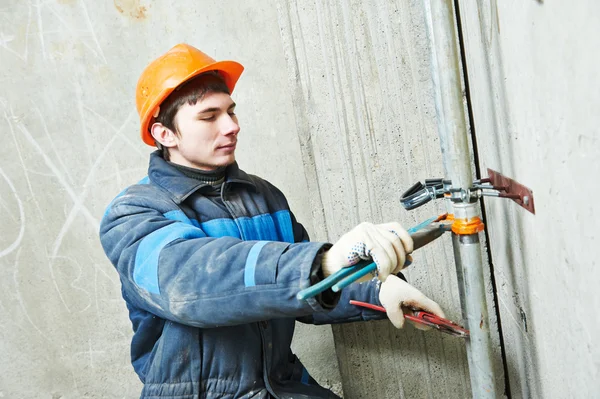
left=99, top=43, right=446, bottom=399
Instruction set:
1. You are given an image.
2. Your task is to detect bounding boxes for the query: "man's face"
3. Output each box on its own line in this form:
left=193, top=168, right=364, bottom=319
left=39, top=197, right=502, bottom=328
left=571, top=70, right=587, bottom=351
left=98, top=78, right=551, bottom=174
left=168, top=91, right=239, bottom=170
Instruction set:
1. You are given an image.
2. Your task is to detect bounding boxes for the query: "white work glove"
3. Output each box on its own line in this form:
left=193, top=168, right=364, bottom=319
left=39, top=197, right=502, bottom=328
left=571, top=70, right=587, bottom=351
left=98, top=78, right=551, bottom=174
left=379, top=274, right=445, bottom=329
left=321, top=222, right=413, bottom=281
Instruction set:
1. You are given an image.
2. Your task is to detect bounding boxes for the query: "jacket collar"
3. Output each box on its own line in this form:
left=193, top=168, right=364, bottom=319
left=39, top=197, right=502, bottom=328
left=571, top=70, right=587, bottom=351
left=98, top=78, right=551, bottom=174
left=148, top=151, right=256, bottom=204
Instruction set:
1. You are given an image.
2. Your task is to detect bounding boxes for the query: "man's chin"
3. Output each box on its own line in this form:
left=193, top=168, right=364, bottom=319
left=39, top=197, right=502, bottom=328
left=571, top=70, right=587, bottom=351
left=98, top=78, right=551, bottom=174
left=212, top=156, right=236, bottom=169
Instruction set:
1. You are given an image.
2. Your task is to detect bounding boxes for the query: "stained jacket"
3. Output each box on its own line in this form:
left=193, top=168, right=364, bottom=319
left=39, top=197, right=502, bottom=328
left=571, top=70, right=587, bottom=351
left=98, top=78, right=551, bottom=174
left=99, top=151, right=386, bottom=399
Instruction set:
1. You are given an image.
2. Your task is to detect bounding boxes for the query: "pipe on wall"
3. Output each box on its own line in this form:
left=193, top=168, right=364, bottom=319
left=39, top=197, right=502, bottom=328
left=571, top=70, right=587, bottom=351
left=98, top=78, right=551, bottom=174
left=423, top=0, right=498, bottom=397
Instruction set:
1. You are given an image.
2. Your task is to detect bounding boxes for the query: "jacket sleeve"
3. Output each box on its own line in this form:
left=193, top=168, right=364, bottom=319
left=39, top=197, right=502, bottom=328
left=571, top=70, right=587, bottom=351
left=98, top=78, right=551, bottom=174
left=296, top=278, right=387, bottom=325
left=286, top=204, right=387, bottom=322
left=296, top=271, right=409, bottom=325
left=99, top=195, right=331, bottom=329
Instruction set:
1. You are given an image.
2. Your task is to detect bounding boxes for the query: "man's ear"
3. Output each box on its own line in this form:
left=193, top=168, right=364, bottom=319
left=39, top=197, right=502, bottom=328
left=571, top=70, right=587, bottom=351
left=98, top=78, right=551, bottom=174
left=150, top=122, right=177, bottom=148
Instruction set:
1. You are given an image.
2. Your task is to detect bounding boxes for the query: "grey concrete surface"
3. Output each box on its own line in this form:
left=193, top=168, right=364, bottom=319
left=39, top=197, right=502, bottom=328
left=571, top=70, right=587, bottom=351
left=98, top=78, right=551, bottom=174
left=458, top=0, right=600, bottom=397
left=277, top=1, right=474, bottom=397
left=0, top=1, right=344, bottom=397
left=9, top=0, right=588, bottom=398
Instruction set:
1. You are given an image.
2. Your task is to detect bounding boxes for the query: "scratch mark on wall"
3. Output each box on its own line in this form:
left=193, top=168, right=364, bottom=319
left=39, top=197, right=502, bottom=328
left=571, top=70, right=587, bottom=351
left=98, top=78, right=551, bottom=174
left=3, top=102, right=44, bottom=218
left=35, top=0, right=47, bottom=61
left=13, top=247, right=51, bottom=343
left=80, top=0, right=107, bottom=64
left=96, top=167, right=146, bottom=185
left=83, top=105, right=145, bottom=158
left=0, top=195, right=17, bottom=224
left=45, top=3, right=103, bottom=61
left=44, top=246, right=72, bottom=313
left=94, top=261, right=101, bottom=317
left=34, top=106, right=76, bottom=186
left=0, top=3, right=32, bottom=62
left=0, top=32, right=14, bottom=46
left=52, top=255, right=92, bottom=313
left=50, top=136, right=116, bottom=259
left=50, top=111, right=133, bottom=262
left=16, top=117, right=99, bottom=310
left=73, top=339, right=105, bottom=369
left=17, top=122, right=100, bottom=230
left=74, top=83, right=92, bottom=170
left=0, top=167, right=25, bottom=258
left=67, top=363, right=81, bottom=397
left=498, top=294, right=530, bottom=340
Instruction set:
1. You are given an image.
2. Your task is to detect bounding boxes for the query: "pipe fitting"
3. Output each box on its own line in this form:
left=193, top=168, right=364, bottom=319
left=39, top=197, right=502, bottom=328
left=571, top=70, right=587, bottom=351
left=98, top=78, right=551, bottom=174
left=451, top=203, right=485, bottom=235
left=451, top=216, right=485, bottom=235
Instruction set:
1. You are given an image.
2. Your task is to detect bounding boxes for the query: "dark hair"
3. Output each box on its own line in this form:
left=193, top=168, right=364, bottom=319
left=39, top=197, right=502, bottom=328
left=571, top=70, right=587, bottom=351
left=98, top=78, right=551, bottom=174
left=154, top=72, right=230, bottom=160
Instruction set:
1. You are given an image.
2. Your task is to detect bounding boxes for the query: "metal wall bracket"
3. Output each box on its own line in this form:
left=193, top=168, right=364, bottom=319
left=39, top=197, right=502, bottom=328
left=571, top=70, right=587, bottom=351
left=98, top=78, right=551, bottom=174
left=487, top=168, right=535, bottom=214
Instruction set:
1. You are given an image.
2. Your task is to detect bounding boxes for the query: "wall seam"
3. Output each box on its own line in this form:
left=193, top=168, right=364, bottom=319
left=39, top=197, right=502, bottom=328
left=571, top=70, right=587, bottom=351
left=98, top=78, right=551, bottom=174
left=453, top=1, right=512, bottom=397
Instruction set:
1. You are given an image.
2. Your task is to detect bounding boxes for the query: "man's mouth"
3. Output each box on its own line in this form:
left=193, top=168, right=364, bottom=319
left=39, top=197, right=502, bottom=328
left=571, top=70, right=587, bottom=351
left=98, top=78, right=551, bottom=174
left=217, top=142, right=236, bottom=150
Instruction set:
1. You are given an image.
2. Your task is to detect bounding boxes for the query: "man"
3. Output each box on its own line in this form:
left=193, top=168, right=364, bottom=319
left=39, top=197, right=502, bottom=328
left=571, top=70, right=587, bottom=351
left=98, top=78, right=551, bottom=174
left=100, top=43, right=445, bottom=399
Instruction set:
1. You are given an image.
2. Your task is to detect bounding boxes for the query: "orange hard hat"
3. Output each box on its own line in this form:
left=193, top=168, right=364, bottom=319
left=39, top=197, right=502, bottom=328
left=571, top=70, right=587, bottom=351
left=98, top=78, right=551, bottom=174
left=135, top=43, right=244, bottom=146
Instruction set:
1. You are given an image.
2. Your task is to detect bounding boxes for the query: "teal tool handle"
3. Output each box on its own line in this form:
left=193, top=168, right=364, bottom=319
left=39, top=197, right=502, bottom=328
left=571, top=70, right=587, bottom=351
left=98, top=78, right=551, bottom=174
left=296, top=216, right=441, bottom=301
left=330, top=216, right=439, bottom=293
left=331, top=262, right=377, bottom=292
left=296, top=260, right=372, bottom=301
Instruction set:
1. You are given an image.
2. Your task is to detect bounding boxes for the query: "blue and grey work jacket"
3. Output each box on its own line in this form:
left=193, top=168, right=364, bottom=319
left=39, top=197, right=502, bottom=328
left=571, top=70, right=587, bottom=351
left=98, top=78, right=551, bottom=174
left=100, top=152, right=386, bottom=399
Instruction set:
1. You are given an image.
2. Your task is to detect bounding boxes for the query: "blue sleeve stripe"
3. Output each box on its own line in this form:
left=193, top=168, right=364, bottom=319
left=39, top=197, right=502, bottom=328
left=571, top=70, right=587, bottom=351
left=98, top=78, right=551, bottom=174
left=244, top=241, right=269, bottom=287
left=134, top=222, right=206, bottom=294
left=238, top=215, right=279, bottom=241
left=272, top=210, right=295, bottom=243
left=201, top=218, right=241, bottom=238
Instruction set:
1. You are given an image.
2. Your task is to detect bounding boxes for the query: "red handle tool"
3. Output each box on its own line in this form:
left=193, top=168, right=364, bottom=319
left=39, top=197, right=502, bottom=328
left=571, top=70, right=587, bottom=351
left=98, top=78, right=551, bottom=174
left=349, top=300, right=470, bottom=338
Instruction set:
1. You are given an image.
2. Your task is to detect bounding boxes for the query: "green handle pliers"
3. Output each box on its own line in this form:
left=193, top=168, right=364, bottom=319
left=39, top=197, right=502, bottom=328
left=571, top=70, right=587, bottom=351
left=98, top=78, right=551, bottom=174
left=296, top=215, right=452, bottom=301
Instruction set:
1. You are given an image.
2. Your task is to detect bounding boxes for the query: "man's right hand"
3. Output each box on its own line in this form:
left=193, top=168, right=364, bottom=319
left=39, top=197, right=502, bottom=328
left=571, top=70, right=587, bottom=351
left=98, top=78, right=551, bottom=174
left=320, top=222, right=413, bottom=281
left=379, top=274, right=445, bottom=329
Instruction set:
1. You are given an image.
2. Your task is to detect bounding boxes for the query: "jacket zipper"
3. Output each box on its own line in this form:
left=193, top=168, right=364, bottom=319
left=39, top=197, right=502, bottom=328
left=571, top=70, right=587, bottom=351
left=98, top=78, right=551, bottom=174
left=221, top=182, right=245, bottom=240
left=221, top=183, right=279, bottom=399
left=259, top=322, right=279, bottom=399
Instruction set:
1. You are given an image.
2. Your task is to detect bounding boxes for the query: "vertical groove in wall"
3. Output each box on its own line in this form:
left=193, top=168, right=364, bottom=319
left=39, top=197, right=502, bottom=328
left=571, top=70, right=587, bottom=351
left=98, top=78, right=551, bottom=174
left=279, top=0, right=470, bottom=396
left=314, top=0, right=363, bottom=225
left=338, top=0, right=380, bottom=221
left=275, top=0, right=329, bottom=241
left=454, top=1, right=512, bottom=397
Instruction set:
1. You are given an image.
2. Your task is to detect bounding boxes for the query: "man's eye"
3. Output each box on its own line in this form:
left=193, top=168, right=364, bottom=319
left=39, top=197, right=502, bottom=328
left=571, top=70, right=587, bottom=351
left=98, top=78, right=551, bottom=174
left=200, top=115, right=216, bottom=121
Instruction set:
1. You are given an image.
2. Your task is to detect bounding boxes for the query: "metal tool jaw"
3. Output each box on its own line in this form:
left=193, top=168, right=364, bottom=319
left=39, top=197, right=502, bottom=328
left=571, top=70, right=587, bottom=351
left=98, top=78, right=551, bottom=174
left=405, top=311, right=470, bottom=338
left=349, top=300, right=470, bottom=338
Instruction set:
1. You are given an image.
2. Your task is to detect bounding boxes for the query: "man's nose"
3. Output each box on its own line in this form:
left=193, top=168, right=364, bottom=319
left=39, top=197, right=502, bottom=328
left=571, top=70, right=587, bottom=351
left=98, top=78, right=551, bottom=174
left=221, top=114, right=240, bottom=136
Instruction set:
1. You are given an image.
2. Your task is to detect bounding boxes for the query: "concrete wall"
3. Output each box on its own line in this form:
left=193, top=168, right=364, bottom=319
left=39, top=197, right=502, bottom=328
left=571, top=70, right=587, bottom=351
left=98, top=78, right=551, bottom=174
left=458, top=1, right=600, bottom=397
left=277, top=1, right=475, bottom=397
left=0, top=1, right=517, bottom=398
left=0, top=1, right=336, bottom=396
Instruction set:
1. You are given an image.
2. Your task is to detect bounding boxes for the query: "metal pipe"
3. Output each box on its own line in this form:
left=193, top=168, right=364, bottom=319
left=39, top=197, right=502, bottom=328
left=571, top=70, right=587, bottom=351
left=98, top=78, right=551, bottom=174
left=423, top=0, right=472, bottom=188
left=423, top=0, right=498, bottom=397
left=452, top=203, right=496, bottom=397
